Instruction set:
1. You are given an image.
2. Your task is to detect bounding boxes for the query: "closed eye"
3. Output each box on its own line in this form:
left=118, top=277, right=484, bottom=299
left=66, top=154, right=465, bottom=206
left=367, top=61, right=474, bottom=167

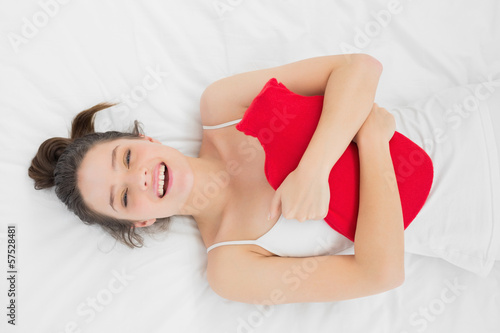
left=122, top=188, right=128, bottom=207
left=125, top=149, right=131, bottom=168
left=122, top=149, right=131, bottom=207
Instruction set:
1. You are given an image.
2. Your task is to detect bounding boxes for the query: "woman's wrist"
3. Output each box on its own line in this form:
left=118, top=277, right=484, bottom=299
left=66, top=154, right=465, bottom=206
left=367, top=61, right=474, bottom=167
left=296, top=158, right=331, bottom=181
left=356, top=132, right=390, bottom=151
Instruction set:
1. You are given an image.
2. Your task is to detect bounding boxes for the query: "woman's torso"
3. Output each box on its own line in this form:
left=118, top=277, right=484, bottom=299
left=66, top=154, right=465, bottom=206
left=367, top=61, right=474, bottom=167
left=198, top=119, right=281, bottom=257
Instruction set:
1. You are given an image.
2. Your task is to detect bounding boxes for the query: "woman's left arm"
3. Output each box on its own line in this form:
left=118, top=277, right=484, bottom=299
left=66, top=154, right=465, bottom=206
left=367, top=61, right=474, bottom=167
left=274, top=57, right=382, bottom=221
left=268, top=55, right=382, bottom=221
left=202, top=54, right=383, bottom=221
left=203, top=54, right=382, bottom=174
left=298, top=56, right=383, bottom=176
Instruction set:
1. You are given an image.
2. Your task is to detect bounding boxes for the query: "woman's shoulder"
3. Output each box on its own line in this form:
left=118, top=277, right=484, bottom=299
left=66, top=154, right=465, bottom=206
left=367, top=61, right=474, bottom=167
left=205, top=244, right=270, bottom=291
left=200, top=83, right=248, bottom=130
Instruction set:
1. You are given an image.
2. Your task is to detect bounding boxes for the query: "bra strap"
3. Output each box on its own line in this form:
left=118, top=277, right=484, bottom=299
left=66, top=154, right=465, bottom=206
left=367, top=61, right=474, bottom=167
left=206, top=240, right=257, bottom=253
left=202, top=118, right=242, bottom=130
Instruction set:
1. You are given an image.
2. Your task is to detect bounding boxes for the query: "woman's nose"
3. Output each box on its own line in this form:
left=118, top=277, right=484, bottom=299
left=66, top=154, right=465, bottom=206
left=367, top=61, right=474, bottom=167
left=140, top=167, right=148, bottom=191
left=128, top=167, right=148, bottom=191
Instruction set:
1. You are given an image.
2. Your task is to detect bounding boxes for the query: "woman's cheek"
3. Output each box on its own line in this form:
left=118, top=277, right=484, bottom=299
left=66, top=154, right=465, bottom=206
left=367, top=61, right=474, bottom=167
left=135, top=198, right=154, bottom=213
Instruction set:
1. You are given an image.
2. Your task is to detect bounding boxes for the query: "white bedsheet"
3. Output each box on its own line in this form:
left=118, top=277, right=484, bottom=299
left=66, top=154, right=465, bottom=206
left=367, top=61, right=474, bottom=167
left=0, top=0, right=499, bottom=332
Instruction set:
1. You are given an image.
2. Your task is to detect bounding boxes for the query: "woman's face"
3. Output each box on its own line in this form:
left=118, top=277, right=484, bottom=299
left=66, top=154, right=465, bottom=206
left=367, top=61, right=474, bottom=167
left=77, top=136, right=194, bottom=226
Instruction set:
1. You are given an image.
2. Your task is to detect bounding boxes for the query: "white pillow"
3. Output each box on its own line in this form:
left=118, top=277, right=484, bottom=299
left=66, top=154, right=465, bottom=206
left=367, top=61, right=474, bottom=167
left=385, top=83, right=500, bottom=277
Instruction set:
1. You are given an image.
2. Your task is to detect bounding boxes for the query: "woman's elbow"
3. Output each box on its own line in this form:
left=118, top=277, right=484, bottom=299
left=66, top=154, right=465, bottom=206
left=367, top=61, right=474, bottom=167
left=351, top=53, right=384, bottom=73
left=381, top=268, right=405, bottom=291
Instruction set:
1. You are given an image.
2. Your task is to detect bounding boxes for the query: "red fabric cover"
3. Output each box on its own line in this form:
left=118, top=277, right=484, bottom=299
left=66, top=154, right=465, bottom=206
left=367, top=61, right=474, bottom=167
left=235, top=78, right=434, bottom=242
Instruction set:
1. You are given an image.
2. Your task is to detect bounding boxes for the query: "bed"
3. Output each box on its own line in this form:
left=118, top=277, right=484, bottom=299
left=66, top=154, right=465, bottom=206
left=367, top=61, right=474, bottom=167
left=1, top=0, right=499, bottom=332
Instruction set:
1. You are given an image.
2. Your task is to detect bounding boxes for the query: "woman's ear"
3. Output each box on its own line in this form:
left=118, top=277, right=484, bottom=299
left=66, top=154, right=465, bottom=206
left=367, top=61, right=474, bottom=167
left=133, top=218, right=156, bottom=228
left=139, top=134, right=161, bottom=144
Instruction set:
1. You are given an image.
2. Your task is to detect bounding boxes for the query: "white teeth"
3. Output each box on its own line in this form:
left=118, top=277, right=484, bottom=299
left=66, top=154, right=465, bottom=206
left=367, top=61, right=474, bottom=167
left=157, top=164, right=166, bottom=197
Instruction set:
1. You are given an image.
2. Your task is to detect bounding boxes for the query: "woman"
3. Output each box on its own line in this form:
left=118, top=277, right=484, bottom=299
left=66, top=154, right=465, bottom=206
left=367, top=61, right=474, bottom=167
left=29, top=54, right=404, bottom=304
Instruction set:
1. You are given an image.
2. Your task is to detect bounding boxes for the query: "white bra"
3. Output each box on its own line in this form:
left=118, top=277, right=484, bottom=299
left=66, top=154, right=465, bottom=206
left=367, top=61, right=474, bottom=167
left=206, top=214, right=354, bottom=257
left=202, top=118, right=354, bottom=257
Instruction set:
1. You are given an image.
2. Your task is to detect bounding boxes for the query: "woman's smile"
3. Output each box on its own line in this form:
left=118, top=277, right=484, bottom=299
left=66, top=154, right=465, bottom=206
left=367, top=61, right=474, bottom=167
left=154, top=162, right=169, bottom=198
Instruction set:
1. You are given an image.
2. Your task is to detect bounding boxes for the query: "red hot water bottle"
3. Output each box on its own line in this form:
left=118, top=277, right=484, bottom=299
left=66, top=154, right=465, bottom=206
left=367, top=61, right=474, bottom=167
left=235, top=78, right=434, bottom=242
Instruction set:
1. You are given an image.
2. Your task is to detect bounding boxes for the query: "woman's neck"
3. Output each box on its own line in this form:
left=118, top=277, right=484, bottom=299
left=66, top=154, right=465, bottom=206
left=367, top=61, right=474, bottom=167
left=182, top=155, right=234, bottom=230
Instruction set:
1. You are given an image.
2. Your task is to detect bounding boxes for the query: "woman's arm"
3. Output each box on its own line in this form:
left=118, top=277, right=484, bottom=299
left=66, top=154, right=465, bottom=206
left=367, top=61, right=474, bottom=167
left=354, top=135, right=405, bottom=282
left=201, top=55, right=382, bottom=172
left=207, top=117, right=405, bottom=304
left=298, top=57, right=382, bottom=176
left=202, top=54, right=383, bottom=221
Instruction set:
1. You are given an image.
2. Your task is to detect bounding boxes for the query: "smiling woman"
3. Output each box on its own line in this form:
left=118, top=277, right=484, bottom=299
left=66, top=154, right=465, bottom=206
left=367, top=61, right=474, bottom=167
left=27, top=102, right=177, bottom=248
left=28, top=54, right=411, bottom=304
left=76, top=133, right=199, bottom=223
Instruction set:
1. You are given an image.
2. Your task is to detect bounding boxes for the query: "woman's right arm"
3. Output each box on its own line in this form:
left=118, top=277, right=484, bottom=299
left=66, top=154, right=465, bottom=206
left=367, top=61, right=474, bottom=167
left=354, top=134, right=405, bottom=284
left=352, top=103, right=404, bottom=282
left=207, top=106, right=405, bottom=304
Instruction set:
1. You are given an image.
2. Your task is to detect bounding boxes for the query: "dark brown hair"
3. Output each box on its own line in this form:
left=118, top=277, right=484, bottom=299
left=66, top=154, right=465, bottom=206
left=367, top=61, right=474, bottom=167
left=28, top=102, right=171, bottom=248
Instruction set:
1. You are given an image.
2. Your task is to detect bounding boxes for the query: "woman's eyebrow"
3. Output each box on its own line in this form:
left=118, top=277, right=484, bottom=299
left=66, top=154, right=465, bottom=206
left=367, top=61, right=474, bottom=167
left=109, top=145, right=120, bottom=212
left=111, top=145, right=120, bottom=170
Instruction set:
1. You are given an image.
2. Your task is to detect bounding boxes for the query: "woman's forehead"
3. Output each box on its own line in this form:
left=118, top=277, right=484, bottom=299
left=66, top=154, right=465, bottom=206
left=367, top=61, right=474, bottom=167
left=91, top=137, right=139, bottom=154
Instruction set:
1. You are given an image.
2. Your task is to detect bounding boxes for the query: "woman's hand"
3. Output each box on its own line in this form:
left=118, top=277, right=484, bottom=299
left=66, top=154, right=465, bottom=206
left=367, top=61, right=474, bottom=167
left=268, top=166, right=330, bottom=222
left=353, top=103, right=396, bottom=145
left=268, top=102, right=394, bottom=223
